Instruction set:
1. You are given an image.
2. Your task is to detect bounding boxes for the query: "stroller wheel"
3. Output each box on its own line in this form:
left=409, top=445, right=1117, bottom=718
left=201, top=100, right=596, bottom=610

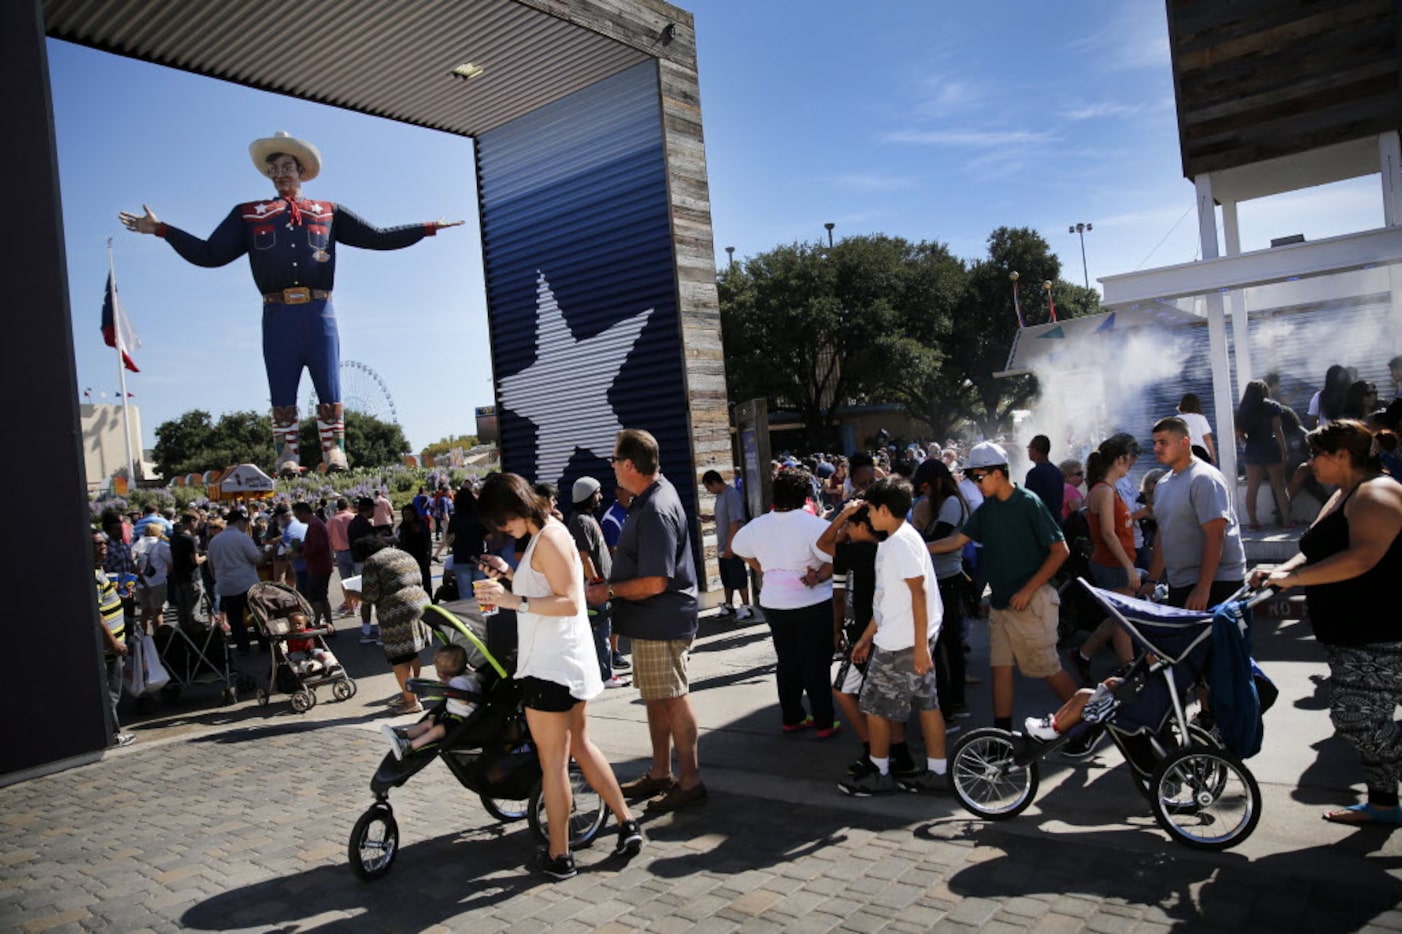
left=1149, top=746, right=1260, bottom=851
left=348, top=805, right=398, bottom=881
left=529, top=764, right=607, bottom=848
left=291, top=690, right=316, bottom=713
left=332, top=679, right=356, bottom=702
left=480, top=794, right=530, bottom=822
left=950, top=728, right=1040, bottom=820
left=256, top=688, right=270, bottom=707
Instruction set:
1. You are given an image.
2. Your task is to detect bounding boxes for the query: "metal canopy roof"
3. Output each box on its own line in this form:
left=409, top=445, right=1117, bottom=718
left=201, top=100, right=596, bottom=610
left=44, top=0, right=655, bottom=138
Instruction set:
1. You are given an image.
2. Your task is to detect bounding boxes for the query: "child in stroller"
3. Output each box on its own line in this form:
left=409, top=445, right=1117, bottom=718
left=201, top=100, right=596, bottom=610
left=380, top=644, right=481, bottom=759
left=285, top=611, right=342, bottom=677
left=247, top=580, right=356, bottom=712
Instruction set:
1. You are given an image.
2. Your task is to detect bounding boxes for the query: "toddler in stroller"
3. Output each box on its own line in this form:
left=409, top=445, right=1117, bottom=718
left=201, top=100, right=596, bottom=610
left=247, top=580, right=356, bottom=712
left=380, top=644, right=481, bottom=759
left=285, top=612, right=342, bottom=677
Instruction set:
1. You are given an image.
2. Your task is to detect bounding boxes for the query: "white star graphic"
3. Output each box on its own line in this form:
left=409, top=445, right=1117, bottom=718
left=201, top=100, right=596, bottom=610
left=253, top=202, right=270, bottom=214
left=498, top=272, right=653, bottom=486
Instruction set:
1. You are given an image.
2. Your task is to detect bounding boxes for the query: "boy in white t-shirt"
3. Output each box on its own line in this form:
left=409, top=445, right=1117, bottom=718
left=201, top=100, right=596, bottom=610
left=838, top=477, right=949, bottom=796
left=381, top=644, right=480, bottom=759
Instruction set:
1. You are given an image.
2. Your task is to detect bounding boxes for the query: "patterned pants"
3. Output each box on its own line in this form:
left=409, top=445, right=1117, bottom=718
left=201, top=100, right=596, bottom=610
left=1325, top=641, right=1402, bottom=803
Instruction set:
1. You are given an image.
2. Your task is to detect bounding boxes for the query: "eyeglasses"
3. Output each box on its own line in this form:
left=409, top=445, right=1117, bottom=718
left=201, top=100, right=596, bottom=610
left=265, top=162, right=301, bottom=177
left=967, top=471, right=992, bottom=484
left=608, top=456, right=624, bottom=464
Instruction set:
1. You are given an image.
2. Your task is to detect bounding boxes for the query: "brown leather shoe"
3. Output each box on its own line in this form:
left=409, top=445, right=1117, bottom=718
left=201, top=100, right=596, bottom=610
left=619, top=772, right=675, bottom=800
left=645, top=781, right=708, bottom=813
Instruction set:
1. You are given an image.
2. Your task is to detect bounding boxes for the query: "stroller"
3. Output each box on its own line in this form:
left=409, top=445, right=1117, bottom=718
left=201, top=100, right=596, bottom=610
left=347, top=602, right=607, bottom=881
left=246, top=581, right=357, bottom=712
left=151, top=613, right=251, bottom=706
left=949, top=581, right=1276, bottom=851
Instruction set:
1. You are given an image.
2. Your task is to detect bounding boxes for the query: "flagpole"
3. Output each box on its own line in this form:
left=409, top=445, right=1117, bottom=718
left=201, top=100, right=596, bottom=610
left=108, top=239, right=137, bottom=485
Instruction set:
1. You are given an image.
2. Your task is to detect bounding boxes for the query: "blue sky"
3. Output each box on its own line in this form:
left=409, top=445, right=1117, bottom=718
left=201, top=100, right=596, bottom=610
left=53, top=0, right=1383, bottom=454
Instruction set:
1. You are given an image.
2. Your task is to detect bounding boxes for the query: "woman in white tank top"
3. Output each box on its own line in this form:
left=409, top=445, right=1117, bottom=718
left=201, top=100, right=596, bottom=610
left=474, top=473, right=642, bottom=879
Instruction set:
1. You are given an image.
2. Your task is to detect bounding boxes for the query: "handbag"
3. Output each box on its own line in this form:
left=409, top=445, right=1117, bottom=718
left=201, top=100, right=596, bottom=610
left=123, top=636, right=148, bottom=698
left=140, top=633, right=170, bottom=694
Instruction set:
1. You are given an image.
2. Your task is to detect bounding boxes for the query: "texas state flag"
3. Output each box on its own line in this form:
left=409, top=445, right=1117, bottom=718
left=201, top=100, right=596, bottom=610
left=101, top=269, right=140, bottom=373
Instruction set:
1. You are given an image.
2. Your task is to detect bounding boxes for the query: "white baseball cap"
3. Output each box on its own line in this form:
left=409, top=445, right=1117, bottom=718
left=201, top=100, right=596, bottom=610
left=964, top=441, right=1009, bottom=470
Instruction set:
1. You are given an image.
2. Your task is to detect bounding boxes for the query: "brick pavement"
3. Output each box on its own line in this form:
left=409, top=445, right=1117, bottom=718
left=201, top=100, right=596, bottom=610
left=3, top=604, right=1401, bottom=933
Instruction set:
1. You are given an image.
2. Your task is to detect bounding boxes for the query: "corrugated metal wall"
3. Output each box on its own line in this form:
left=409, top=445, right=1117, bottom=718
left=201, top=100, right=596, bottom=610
left=476, top=61, right=698, bottom=526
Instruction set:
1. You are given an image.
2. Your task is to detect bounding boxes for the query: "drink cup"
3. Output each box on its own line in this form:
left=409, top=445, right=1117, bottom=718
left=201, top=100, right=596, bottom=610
left=472, top=578, right=498, bottom=617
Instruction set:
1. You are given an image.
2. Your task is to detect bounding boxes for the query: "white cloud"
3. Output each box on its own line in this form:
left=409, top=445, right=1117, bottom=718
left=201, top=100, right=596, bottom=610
left=1064, top=0, right=1171, bottom=72
left=1060, top=101, right=1144, bottom=121
left=886, top=128, right=1058, bottom=147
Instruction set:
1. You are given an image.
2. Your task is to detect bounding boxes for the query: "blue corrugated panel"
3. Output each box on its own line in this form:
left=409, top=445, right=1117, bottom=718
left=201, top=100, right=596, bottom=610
left=476, top=61, right=698, bottom=530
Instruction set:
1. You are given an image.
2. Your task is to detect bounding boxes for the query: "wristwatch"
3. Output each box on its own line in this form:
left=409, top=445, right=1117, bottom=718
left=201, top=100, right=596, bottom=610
left=518, top=597, right=530, bottom=614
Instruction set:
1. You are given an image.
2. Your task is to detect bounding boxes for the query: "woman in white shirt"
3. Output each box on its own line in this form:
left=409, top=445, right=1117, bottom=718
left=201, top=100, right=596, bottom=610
left=731, top=469, right=838, bottom=736
left=474, top=473, right=641, bottom=880
left=1177, top=393, right=1217, bottom=465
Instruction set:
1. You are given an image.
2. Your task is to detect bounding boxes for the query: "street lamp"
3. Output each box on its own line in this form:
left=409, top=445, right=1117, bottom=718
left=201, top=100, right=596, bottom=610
left=824, top=222, right=835, bottom=249
left=1068, top=222, right=1093, bottom=289
left=725, top=246, right=735, bottom=269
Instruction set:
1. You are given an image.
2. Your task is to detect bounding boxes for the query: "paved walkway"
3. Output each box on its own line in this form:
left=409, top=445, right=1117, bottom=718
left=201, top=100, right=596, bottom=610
left=2, top=601, right=1400, bottom=933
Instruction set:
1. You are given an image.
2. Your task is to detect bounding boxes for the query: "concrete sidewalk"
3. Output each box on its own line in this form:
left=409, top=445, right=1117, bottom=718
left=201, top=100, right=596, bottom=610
left=1, top=605, right=1399, bottom=933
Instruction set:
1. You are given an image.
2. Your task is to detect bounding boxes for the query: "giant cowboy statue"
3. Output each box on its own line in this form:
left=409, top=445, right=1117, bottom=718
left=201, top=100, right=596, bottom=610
left=119, top=131, right=462, bottom=475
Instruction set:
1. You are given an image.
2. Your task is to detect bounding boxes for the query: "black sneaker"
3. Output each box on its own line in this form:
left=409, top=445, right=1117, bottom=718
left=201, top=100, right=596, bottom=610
left=614, top=819, right=644, bottom=856
left=611, top=652, right=631, bottom=671
left=895, top=769, right=949, bottom=795
left=1065, top=648, right=1093, bottom=686
left=891, top=756, right=922, bottom=779
left=837, top=769, right=896, bottom=796
left=536, top=848, right=577, bottom=881
left=848, top=756, right=874, bottom=777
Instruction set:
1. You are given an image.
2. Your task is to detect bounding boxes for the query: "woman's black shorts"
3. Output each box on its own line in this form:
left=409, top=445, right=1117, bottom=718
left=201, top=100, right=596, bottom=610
left=520, top=676, right=581, bottom=713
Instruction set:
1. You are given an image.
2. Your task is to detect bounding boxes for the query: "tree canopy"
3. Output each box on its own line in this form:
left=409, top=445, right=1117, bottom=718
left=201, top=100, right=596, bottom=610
left=719, top=226, right=1101, bottom=443
left=153, top=409, right=408, bottom=477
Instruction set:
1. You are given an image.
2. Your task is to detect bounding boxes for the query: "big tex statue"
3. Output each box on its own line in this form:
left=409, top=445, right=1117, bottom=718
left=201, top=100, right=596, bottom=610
left=121, top=131, right=461, bottom=474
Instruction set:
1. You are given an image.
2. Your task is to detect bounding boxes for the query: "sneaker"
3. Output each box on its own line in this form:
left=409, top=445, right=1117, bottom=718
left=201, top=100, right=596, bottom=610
left=717, top=604, right=736, bottom=617
left=815, top=721, right=842, bottom=740
left=611, top=652, right=631, bottom=671
left=838, top=769, right=896, bottom=797
left=848, top=756, right=875, bottom=777
left=737, top=606, right=755, bottom=620
left=380, top=723, right=411, bottom=760
left=604, top=676, right=631, bottom=689
left=113, top=732, right=136, bottom=747
left=1024, top=715, right=1061, bottom=742
left=782, top=716, right=814, bottom=733
left=359, top=634, right=378, bottom=645
left=620, top=772, right=675, bottom=800
left=1065, top=648, right=1093, bottom=686
left=1060, top=725, right=1105, bottom=760
left=896, top=769, right=949, bottom=795
left=646, top=781, right=708, bottom=813
left=614, top=818, right=644, bottom=856
left=536, top=848, right=577, bottom=881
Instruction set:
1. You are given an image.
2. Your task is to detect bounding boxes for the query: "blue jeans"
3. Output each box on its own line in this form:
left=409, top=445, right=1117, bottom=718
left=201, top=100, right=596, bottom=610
left=590, top=601, right=613, bottom=681
left=454, top=563, right=486, bottom=601
left=261, top=299, right=341, bottom=407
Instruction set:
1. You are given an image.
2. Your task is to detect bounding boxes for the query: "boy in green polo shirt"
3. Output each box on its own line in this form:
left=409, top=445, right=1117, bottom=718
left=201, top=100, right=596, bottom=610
left=928, top=442, right=1081, bottom=743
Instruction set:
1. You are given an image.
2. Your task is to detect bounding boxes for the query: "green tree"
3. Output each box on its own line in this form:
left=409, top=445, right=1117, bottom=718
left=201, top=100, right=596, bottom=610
left=153, top=409, right=275, bottom=476
left=297, top=409, right=409, bottom=469
left=421, top=433, right=481, bottom=462
left=719, top=235, right=961, bottom=448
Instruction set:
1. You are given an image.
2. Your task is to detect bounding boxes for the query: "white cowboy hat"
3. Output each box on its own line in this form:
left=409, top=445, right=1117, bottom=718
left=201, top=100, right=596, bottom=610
left=248, top=130, right=322, bottom=182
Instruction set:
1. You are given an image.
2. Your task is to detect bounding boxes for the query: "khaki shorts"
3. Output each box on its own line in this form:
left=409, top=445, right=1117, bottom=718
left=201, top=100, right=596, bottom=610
left=988, top=584, right=1062, bottom=678
left=632, top=637, right=693, bottom=701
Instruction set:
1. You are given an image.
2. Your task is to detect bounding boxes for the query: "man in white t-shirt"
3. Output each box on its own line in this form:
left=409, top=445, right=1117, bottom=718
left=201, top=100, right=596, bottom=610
left=838, top=477, right=949, bottom=796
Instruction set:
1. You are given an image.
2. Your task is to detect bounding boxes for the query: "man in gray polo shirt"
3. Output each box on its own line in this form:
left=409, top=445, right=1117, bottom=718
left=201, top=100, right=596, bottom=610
left=1143, top=416, right=1246, bottom=610
left=587, top=429, right=704, bottom=813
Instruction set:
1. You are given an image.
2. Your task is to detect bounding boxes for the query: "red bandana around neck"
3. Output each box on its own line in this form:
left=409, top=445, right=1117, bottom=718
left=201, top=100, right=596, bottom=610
left=284, top=197, right=303, bottom=226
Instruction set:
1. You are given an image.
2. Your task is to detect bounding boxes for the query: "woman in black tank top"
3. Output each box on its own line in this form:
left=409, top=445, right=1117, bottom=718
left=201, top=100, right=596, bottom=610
left=1251, top=421, right=1402, bottom=826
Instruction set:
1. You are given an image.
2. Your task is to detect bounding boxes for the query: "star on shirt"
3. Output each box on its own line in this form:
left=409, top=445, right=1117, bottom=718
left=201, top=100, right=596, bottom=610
left=498, top=272, right=653, bottom=486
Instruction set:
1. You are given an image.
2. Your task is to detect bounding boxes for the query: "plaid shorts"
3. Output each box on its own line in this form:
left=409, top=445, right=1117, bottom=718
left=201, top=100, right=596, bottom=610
left=858, top=645, right=940, bottom=722
left=632, top=637, right=693, bottom=701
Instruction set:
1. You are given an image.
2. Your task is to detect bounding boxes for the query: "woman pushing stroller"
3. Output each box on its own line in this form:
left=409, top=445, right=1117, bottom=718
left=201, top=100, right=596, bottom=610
left=473, top=473, right=643, bottom=880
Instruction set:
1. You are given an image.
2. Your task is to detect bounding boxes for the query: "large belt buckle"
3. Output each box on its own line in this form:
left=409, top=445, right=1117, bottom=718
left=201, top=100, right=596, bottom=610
left=283, top=287, right=312, bottom=305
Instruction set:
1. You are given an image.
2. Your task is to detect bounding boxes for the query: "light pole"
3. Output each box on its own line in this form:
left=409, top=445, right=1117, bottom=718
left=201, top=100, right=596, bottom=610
left=824, top=222, right=835, bottom=249
left=725, top=246, right=735, bottom=269
left=1069, top=222, right=1093, bottom=289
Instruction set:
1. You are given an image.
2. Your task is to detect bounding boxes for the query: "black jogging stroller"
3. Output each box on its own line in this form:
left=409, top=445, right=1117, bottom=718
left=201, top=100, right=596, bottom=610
left=347, top=602, right=607, bottom=881
left=949, top=580, right=1277, bottom=851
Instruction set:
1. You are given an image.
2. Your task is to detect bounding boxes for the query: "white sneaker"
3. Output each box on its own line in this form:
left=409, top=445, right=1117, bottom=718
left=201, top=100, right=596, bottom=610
left=604, top=676, right=631, bottom=689
left=736, top=606, right=754, bottom=620
left=1023, top=715, right=1061, bottom=742
left=380, top=723, right=410, bottom=760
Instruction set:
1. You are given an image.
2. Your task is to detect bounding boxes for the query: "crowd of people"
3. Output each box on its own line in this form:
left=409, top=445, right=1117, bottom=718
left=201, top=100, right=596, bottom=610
left=92, top=366, right=1402, bottom=874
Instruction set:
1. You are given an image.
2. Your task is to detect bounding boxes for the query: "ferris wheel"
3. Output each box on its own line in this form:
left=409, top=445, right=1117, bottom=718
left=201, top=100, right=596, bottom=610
left=303, top=360, right=400, bottom=424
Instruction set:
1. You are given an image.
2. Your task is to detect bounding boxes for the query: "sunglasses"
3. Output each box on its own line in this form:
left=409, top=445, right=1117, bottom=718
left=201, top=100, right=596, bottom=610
left=967, top=471, right=993, bottom=484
